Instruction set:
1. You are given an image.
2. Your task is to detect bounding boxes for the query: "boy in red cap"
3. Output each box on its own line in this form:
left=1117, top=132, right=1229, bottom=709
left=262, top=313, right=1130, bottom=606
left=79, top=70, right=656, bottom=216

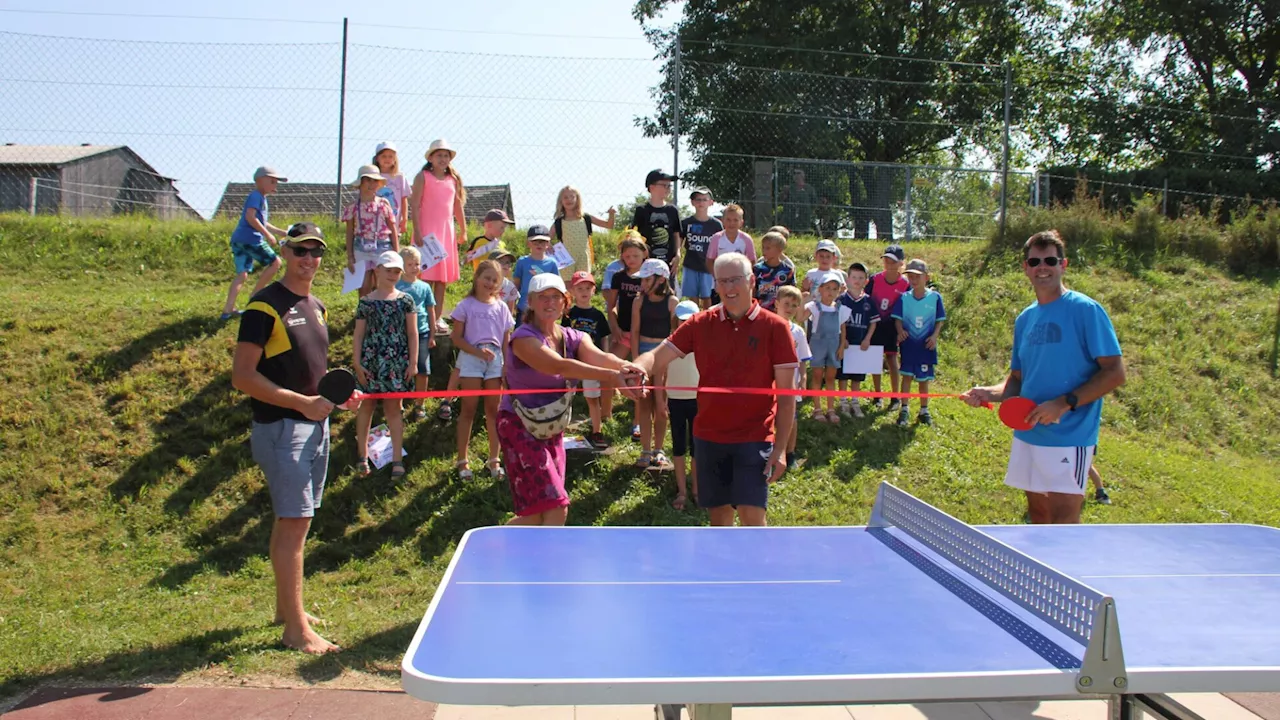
left=562, top=271, right=613, bottom=449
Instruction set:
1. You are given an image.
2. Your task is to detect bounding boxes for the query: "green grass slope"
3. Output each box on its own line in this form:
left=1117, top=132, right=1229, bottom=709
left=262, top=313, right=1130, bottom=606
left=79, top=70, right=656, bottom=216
left=0, top=212, right=1277, bottom=699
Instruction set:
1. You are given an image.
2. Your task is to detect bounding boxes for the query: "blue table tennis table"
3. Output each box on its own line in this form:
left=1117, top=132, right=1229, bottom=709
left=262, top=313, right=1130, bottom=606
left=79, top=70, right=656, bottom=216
left=401, top=483, right=1280, bottom=719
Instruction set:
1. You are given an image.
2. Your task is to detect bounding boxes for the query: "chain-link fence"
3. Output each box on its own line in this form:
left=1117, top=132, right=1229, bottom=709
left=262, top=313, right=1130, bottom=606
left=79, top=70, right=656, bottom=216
left=0, top=24, right=1273, bottom=240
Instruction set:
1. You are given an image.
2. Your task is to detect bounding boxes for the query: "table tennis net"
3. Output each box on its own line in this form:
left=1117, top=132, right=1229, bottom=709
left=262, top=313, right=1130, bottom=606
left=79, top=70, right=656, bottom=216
left=869, top=483, right=1105, bottom=648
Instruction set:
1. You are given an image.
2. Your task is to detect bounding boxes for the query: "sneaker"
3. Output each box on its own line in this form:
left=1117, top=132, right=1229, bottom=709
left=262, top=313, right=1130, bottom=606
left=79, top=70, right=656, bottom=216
left=631, top=424, right=642, bottom=441
left=219, top=310, right=241, bottom=321
left=872, top=398, right=883, bottom=409
left=888, top=399, right=901, bottom=412
left=852, top=403, right=865, bottom=418
left=588, top=432, right=609, bottom=450
left=897, top=409, right=910, bottom=427
left=1094, top=487, right=1112, bottom=505
left=918, top=409, right=933, bottom=426
left=839, top=402, right=852, bottom=418
left=786, top=453, right=799, bottom=470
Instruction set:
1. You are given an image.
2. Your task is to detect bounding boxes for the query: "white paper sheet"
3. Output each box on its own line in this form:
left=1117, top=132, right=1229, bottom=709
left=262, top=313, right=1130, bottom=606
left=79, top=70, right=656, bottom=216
left=342, top=262, right=369, bottom=294
left=842, top=345, right=885, bottom=375
left=419, top=233, right=448, bottom=271
left=551, top=242, right=575, bottom=270
left=465, top=237, right=499, bottom=262
left=563, top=435, right=593, bottom=451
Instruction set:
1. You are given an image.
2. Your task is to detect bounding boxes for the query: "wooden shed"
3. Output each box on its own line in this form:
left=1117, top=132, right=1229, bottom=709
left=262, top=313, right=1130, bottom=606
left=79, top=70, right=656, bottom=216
left=0, top=144, right=198, bottom=220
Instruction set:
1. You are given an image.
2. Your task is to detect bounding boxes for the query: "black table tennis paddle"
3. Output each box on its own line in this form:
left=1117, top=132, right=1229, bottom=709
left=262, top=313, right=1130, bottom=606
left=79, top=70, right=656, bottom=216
left=318, top=368, right=357, bottom=405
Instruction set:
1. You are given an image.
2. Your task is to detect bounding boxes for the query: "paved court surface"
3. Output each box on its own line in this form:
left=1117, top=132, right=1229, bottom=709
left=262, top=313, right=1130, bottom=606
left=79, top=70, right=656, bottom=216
left=1, top=687, right=1272, bottom=720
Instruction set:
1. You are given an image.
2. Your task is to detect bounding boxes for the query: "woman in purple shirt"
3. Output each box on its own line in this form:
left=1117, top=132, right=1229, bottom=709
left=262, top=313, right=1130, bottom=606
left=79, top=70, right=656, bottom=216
left=499, top=273, right=645, bottom=525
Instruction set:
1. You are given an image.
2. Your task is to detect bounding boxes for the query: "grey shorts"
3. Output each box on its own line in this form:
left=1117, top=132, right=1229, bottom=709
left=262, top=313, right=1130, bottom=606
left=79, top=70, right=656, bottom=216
left=251, top=418, right=330, bottom=518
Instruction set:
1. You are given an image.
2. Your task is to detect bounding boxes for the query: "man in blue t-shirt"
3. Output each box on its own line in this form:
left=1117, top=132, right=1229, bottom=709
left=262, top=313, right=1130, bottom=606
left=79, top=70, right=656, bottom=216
left=962, top=230, right=1126, bottom=524
left=223, top=166, right=290, bottom=321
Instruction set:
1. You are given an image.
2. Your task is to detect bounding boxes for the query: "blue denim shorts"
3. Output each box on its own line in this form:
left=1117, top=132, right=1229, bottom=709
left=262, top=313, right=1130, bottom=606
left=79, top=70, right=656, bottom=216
left=457, top=342, right=504, bottom=380
left=680, top=268, right=714, bottom=298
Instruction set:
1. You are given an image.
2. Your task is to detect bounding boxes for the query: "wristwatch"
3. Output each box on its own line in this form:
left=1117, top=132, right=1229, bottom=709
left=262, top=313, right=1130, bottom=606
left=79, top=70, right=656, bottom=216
left=1065, top=392, right=1080, bottom=411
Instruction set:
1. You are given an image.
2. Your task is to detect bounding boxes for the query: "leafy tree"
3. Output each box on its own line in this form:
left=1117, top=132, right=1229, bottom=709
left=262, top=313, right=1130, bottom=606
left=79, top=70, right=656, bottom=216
left=632, top=0, right=1056, bottom=238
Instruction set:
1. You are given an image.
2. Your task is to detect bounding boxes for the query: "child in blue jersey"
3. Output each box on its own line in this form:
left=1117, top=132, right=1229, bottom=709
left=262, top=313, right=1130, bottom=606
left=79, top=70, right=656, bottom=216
left=512, top=225, right=561, bottom=317
left=892, top=259, right=946, bottom=427
left=222, top=166, right=289, bottom=320
left=836, top=262, right=879, bottom=418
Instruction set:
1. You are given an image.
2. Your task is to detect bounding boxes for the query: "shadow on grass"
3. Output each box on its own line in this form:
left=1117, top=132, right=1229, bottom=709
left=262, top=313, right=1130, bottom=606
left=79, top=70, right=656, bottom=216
left=0, top=626, right=257, bottom=704
left=88, top=315, right=225, bottom=383
left=109, top=372, right=256, bottom=512
left=797, top=407, right=917, bottom=478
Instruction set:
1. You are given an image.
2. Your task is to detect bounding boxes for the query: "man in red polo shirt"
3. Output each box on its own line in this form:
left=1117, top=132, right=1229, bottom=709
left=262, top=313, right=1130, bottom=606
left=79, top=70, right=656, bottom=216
left=633, top=252, right=798, bottom=526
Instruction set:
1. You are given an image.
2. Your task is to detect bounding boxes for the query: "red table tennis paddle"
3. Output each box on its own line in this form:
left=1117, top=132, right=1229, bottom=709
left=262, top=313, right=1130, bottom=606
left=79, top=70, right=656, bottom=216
left=998, top=396, right=1037, bottom=431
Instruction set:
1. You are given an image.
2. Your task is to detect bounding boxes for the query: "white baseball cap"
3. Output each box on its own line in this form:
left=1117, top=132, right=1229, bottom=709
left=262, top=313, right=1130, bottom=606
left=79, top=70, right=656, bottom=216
left=375, top=250, right=404, bottom=270
left=816, top=270, right=844, bottom=287
left=815, top=239, right=841, bottom=256
left=633, top=258, right=671, bottom=279
left=526, top=272, right=567, bottom=296
left=374, top=141, right=398, bottom=155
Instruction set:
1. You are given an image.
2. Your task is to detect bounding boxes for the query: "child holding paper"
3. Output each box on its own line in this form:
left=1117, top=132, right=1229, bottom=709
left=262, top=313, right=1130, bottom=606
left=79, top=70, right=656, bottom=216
left=353, top=252, right=418, bottom=480
left=892, top=258, right=946, bottom=427
left=343, top=164, right=400, bottom=297
left=836, top=262, right=878, bottom=418
left=465, top=209, right=515, bottom=273
left=551, top=185, right=616, bottom=280
left=804, top=271, right=851, bottom=423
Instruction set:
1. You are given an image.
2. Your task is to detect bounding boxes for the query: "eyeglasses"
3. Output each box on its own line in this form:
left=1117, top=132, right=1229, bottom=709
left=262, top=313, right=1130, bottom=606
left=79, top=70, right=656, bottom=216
left=714, top=274, right=748, bottom=287
left=287, top=245, right=325, bottom=258
left=1025, top=256, right=1061, bottom=267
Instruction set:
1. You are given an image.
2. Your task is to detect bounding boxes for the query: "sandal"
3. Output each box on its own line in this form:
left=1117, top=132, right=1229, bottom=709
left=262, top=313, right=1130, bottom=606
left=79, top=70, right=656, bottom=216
left=456, top=461, right=472, bottom=481
left=828, top=410, right=841, bottom=424
left=634, top=451, right=653, bottom=470
left=651, top=451, right=671, bottom=470
left=355, top=457, right=372, bottom=477
left=411, top=404, right=427, bottom=422
left=390, top=461, right=406, bottom=479
left=487, top=459, right=506, bottom=479
left=437, top=401, right=453, bottom=421
left=672, top=492, right=687, bottom=511
left=812, top=408, right=828, bottom=422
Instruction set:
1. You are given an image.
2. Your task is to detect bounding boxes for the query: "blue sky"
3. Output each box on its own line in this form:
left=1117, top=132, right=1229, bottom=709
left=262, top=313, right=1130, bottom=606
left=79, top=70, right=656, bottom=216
left=0, top=0, right=683, bottom=221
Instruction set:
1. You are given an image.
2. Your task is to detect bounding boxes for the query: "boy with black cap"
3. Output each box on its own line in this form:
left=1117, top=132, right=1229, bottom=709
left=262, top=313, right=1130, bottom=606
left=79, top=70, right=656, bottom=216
left=512, top=224, right=560, bottom=318
left=631, top=169, right=682, bottom=271
left=868, top=243, right=911, bottom=410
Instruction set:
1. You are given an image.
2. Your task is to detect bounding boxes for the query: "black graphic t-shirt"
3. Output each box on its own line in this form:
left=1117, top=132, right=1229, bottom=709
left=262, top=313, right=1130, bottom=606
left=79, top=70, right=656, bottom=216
left=680, top=216, right=723, bottom=274
left=632, top=203, right=682, bottom=264
left=563, top=305, right=610, bottom=348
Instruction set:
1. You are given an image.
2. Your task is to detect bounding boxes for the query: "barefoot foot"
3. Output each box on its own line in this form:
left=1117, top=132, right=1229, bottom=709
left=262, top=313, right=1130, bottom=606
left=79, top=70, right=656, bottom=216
left=281, top=627, right=341, bottom=655
left=273, top=612, right=326, bottom=627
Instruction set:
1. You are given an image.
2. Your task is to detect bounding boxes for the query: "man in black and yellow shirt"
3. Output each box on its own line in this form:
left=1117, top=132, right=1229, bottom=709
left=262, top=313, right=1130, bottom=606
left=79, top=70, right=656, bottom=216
left=232, top=221, right=340, bottom=655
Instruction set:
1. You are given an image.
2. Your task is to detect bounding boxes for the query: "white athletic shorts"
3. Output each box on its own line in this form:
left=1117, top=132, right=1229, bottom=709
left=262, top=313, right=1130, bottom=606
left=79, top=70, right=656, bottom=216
left=1003, top=437, right=1096, bottom=496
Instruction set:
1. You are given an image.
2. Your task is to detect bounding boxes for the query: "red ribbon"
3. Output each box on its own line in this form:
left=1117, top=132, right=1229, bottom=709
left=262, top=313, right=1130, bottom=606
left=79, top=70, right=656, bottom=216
left=355, top=385, right=984, bottom=404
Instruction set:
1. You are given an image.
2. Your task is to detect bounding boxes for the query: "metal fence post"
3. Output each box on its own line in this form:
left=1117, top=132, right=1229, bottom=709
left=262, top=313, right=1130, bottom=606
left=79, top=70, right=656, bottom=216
left=904, top=165, right=913, bottom=242
left=999, top=61, right=1012, bottom=240
left=672, top=34, right=682, bottom=204
left=28, top=177, right=37, bottom=215
left=335, top=17, right=349, bottom=221
left=1162, top=178, right=1169, bottom=216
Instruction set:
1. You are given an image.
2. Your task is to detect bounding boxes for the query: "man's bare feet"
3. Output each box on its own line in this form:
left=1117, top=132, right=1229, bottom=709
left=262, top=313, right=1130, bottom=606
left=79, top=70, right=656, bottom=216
left=281, top=627, right=341, bottom=655
left=273, top=611, right=326, bottom=627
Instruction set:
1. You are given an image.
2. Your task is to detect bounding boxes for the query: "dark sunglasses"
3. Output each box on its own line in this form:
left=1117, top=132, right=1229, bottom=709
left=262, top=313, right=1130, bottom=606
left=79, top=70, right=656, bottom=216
left=1025, top=256, right=1061, bottom=267
left=287, top=245, right=326, bottom=258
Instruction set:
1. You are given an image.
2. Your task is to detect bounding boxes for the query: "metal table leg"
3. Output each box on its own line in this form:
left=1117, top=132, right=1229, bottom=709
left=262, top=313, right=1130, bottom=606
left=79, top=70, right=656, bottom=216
left=654, top=704, right=733, bottom=720
left=1110, top=694, right=1209, bottom=720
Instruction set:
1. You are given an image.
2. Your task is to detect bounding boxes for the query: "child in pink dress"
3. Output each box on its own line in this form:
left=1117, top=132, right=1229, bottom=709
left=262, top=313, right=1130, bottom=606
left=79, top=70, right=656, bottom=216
left=411, top=138, right=467, bottom=335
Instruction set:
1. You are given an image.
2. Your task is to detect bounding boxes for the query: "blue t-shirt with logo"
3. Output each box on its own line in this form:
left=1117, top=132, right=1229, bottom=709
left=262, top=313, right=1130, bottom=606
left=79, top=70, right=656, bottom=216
left=513, top=255, right=560, bottom=312
left=1011, top=290, right=1122, bottom=448
left=230, top=190, right=268, bottom=245
left=396, top=278, right=437, bottom=336
left=838, top=291, right=879, bottom=345
left=680, top=216, right=723, bottom=274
